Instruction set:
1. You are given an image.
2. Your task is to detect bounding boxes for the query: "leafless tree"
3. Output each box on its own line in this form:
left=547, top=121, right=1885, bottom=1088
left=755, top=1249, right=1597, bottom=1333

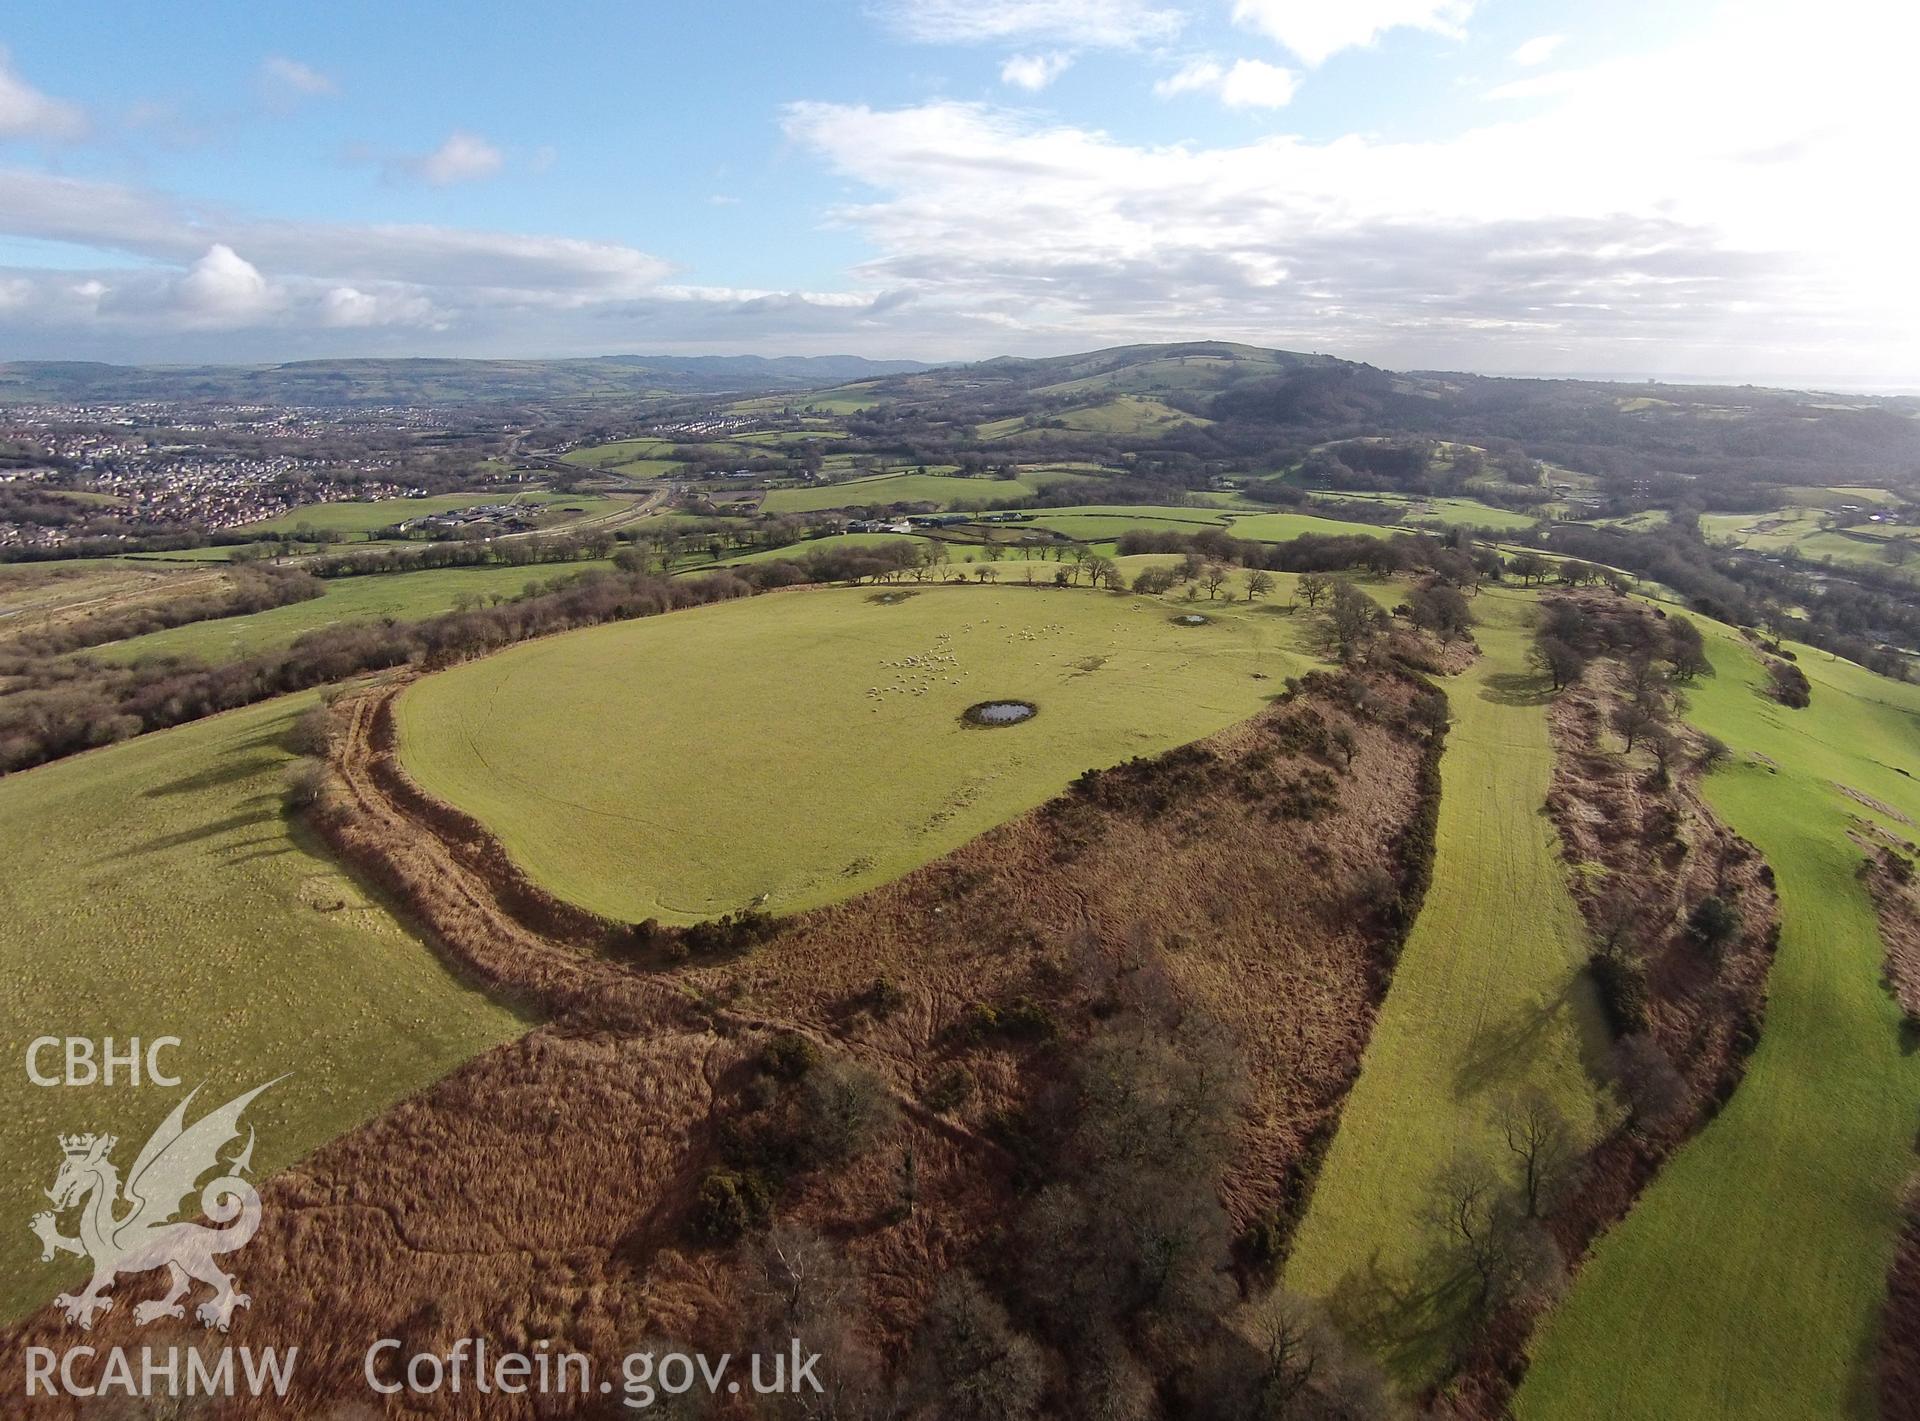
left=1495, top=1089, right=1581, bottom=1218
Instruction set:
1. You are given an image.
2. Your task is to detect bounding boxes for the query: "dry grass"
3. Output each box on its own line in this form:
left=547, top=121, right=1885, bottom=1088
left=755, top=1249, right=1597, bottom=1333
left=0, top=664, right=1444, bottom=1416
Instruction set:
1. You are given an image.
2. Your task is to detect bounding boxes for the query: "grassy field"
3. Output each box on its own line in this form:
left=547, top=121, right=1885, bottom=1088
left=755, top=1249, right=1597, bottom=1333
left=697, top=532, right=935, bottom=571
left=1517, top=621, right=1920, bottom=1420
left=1014, top=505, right=1393, bottom=545
left=395, top=583, right=1320, bottom=923
left=760, top=470, right=1022, bottom=514
left=1285, top=589, right=1610, bottom=1385
left=1299, top=490, right=1544, bottom=533
left=93, top=561, right=617, bottom=664
left=976, top=395, right=1210, bottom=440
left=237, top=491, right=618, bottom=538
left=726, top=386, right=892, bottom=416
left=561, top=437, right=673, bottom=467
left=0, top=557, right=209, bottom=625
left=0, top=692, right=524, bottom=1320
left=1225, top=510, right=1396, bottom=542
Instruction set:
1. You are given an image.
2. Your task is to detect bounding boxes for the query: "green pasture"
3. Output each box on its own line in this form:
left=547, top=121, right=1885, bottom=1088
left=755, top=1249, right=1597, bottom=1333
left=1518, top=622, right=1920, bottom=1420
left=976, top=395, right=1209, bottom=441
left=236, top=491, right=613, bottom=538
left=759, top=470, right=1013, bottom=514
left=1285, top=589, right=1610, bottom=1385
left=91, top=561, right=616, bottom=664
left=394, top=582, right=1320, bottom=924
left=0, top=693, right=523, bottom=1320
left=1301, top=490, right=1542, bottom=533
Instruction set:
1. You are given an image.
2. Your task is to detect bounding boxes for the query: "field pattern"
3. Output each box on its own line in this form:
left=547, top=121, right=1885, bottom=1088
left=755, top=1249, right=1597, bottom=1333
left=396, top=584, right=1316, bottom=922
left=1518, top=621, right=1920, bottom=1420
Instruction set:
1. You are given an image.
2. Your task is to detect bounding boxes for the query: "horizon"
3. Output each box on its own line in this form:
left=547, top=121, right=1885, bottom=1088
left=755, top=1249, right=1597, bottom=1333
left=0, top=0, right=1914, bottom=386
left=6, top=344, right=1917, bottom=401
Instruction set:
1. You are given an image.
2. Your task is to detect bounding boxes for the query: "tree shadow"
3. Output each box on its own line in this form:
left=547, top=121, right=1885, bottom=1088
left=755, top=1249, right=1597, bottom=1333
left=1480, top=670, right=1556, bottom=707
left=142, top=750, right=277, bottom=799
left=1322, top=1245, right=1475, bottom=1388
left=1453, top=975, right=1603, bottom=1098
left=103, top=804, right=276, bottom=861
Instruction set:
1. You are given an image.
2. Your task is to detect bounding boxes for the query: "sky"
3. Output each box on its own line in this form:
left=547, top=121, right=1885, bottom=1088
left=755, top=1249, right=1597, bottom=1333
left=0, top=0, right=1914, bottom=385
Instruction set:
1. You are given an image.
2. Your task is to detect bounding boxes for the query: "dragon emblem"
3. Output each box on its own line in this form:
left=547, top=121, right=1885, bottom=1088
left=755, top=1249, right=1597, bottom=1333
left=30, top=1078, right=282, bottom=1332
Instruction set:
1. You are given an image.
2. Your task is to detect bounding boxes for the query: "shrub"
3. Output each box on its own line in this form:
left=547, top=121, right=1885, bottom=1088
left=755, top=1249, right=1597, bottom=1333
left=799, top=1057, right=898, bottom=1164
left=859, top=975, right=906, bottom=1019
left=692, top=1166, right=772, bottom=1242
left=284, top=706, right=332, bottom=756
left=1767, top=659, right=1811, bottom=708
left=923, top=1065, right=974, bottom=1113
left=761, top=1031, right=819, bottom=1082
left=1686, top=895, right=1740, bottom=954
left=282, top=757, right=330, bottom=811
left=679, top=907, right=778, bottom=958
left=1589, top=951, right=1651, bottom=1036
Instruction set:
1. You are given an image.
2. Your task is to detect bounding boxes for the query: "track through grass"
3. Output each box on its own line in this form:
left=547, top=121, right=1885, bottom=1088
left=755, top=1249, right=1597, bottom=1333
left=1284, top=588, right=1609, bottom=1385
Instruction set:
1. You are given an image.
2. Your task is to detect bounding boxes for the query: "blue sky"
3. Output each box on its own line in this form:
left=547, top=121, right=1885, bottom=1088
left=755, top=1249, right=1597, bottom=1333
left=0, top=0, right=1911, bottom=383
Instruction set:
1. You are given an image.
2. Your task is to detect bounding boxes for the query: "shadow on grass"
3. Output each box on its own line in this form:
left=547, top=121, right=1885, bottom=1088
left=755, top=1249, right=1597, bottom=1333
left=143, top=735, right=284, bottom=798
left=1480, top=670, right=1556, bottom=707
left=107, top=802, right=277, bottom=860
left=1323, top=1246, right=1476, bottom=1389
left=1453, top=974, right=1610, bottom=1099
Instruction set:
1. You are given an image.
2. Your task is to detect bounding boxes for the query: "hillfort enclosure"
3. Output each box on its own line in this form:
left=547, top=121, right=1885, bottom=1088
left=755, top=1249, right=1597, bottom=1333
left=2, top=6, right=1915, bottom=1417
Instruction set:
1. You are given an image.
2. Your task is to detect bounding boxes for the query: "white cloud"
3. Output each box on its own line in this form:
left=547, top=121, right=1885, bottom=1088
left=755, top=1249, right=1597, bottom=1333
left=1218, top=58, right=1297, bottom=107
left=175, top=244, right=274, bottom=323
left=1001, top=52, right=1074, bottom=90
left=781, top=0, right=1920, bottom=378
left=1510, top=34, right=1565, bottom=66
left=405, top=131, right=505, bottom=186
left=259, top=55, right=337, bottom=103
left=321, top=285, right=439, bottom=328
left=0, top=48, right=86, bottom=141
left=1231, top=0, right=1474, bottom=66
left=1485, top=69, right=1579, bottom=102
left=881, top=0, right=1184, bottom=47
left=1154, top=58, right=1223, bottom=96
left=1154, top=57, right=1296, bottom=107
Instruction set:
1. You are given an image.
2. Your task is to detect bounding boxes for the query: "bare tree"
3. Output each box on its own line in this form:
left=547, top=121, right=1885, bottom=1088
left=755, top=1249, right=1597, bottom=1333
left=1425, top=1154, right=1566, bottom=1317
left=1495, top=1089, right=1580, bottom=1218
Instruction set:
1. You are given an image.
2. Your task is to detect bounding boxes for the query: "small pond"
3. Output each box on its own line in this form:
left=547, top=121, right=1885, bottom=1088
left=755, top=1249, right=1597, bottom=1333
left=962, top=699, right=1039, bottom=727
left=1171, top=613, right=1213, bottom=626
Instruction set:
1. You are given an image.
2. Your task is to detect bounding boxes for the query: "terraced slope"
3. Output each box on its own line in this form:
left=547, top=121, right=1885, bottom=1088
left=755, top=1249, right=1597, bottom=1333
left=1518, top=621, right=1920, bottom=1420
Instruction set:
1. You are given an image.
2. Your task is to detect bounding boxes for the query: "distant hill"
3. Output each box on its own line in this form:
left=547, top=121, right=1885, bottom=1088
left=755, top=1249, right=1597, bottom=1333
left=0, top=354, right=932, bottom=408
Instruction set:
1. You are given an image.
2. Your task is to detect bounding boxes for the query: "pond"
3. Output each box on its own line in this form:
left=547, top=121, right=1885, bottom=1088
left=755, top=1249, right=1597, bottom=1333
left=1171, top=613, right=1213, bottom=626
left=962, top=699, right=1039, bottom=727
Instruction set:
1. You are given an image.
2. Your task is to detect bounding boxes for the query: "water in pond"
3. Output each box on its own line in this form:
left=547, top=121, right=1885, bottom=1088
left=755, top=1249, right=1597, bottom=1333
left=964, top=700, right=1038, bottom=726
left=1174, top=613, right=1211, bottom=626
